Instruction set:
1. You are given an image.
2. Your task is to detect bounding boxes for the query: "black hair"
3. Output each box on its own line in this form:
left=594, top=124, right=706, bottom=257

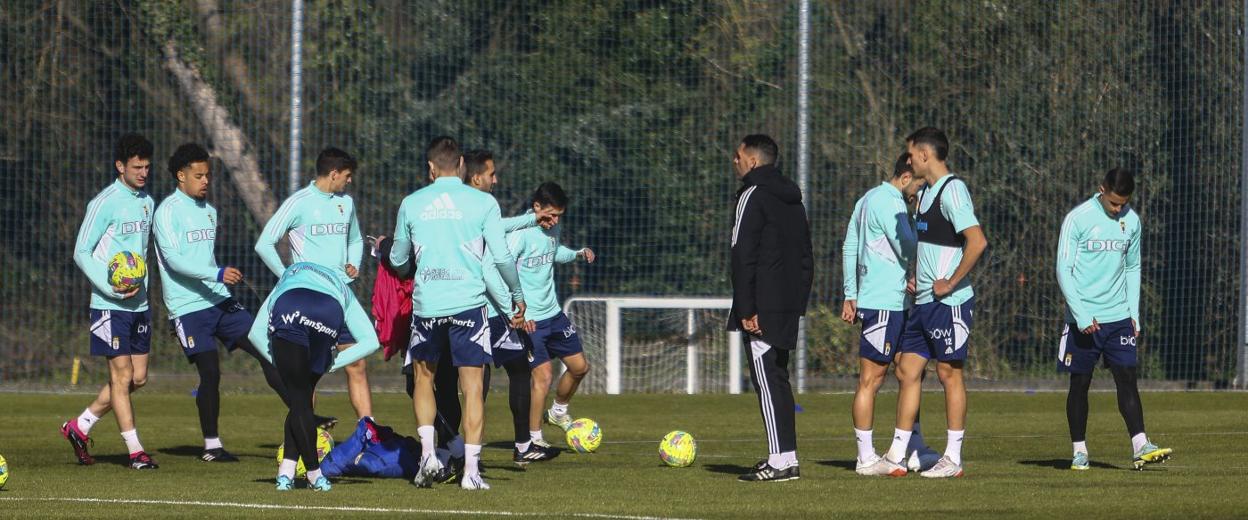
left=892, top=152, right=913, bottom=178
left=1102, top=167, right=1136, bottom=197
left=531, top=181, right=569, bottom=209
left=741, top=134, right=778, bottom=166
left=906, top=127, right=949, bottom=161
left=463, top=149, right=495, bottom=182
left=426, top=136, right=461, bottom=172
left=116, top=133, right=153, bottom=163
left=316, top=147, right=357, bottom=177
left=168, top=143, right=210, bottom=180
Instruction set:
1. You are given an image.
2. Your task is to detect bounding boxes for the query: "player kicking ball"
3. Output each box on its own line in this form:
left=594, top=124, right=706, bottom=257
left=507, top=183, right=596, bottom=443
left=1056, top=168, right=1172, bottom=471
left=247, top=262, right=379, bottom=491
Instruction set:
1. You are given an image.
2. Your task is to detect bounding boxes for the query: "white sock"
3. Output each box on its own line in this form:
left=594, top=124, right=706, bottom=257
left=909, top=422, right=926, bottom=451
left=306, top=468, right=323, bottom=483
left=77, top=409, right=100, bottom=435
left=120, top=429, right=144, bottom=455
left=1073, top=441, right=1088, bottom=456
left=767, top=450, right=797, bottom=469
left=530, top=430, right=544, bottom=443
left=1131, top=433, right=1149, bottom=454
left=417, top=426, right=436, bottom=458
left=885, top=428, right=912, bottom=463
left=854, top=428, right=875, bottom=462
left=945, top=430, right=965, bottom=465
left=448, top=435, right=465, bottom=459
left=278, top=459, right=298, bottom=479
left=204, top=437, right=223, bottom=450
left=550, top=401, right=569, bottom=415
left=465, top=444, right=482, bottom=477
left=516, top=440, right=531, bottom=452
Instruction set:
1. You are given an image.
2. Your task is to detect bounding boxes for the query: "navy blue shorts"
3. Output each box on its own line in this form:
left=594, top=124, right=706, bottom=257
left=858, top=308, right=904, bottom=363
left=528, top=312, right=583, bottom=366
left=408, top=307, right=491, bottom=368
left=89, top=309, right=152, bottom=357
left=899, top=297, right=974, bottom=362
left=268, top=288, right=344, bottom=374
left=171, top=299, right=253, bottom=359
left=488, top=315, right=533, bottom=369
left=1057, top=318, right=1138, bottom=373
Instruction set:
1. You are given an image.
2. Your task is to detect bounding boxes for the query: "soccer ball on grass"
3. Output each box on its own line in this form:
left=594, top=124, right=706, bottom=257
left=565, top=418, right=602, bottom=453
left=659, top=430, right=697, bottom=467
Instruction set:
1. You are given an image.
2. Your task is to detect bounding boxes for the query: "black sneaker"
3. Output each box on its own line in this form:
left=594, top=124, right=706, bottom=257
left=738, top=463, right=799, bottom=482
left=200, top=447, right=239, bottom=462
left=129, top=451, right=159, bottom=470
left=314, top=415, right=338, bottom=430
left=513, top=442, right=561, bottom=466
left=433, top=457, right=460, bottom=484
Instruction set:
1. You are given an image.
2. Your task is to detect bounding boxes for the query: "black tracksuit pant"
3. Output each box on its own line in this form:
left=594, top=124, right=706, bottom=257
left=746, top=338, right=797, bottom=455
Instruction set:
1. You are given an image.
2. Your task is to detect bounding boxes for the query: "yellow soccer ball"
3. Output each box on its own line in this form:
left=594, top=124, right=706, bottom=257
left=566, top=418, right=602, bottom=453
left=0, top=453, right=9, bottom=489
left=276, top=427, right=334, bottom=477
left=108, top=251, right=146, bottom=291
left=659, top=430, right=697, bottom=467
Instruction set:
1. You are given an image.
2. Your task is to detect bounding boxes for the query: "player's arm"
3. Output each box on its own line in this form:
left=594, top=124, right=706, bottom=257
left=330, top=296, right=380, bottom=372
left=73, top=198, right=125, bottom=297
left=731, top=188, right=765, bottom=322
left=935, top=181, right=987, bottom=297
left=345, top=202, right=364, bottom=280
left=246, top=293, right=276, bottom=365
left=883, top=197, right=918, bottom=266
left=255, top=198, right=298, bottom=278
left=840, top=203, right=861, bottom=322
left=388, top=201, right=414, bottom=271
left=483, top=200, right=525, bottom=305
left=1055, top=213, right=1094, bottom=329
left=501, top=213, right=538, bottom=233
left=154, top=208, right=223, bottom=281
left=1125, top=219, right=1142, bottom=334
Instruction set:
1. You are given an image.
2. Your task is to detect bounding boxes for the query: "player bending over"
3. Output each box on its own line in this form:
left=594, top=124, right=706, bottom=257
left=60, top=134, right=158, bottom=469
left=841, top=152, right=940, bottom=476
left=1056, top=168, right=1171, bottom=471
left=247, top=262, right=379, bottom=491
left=154, top=143, right=292, bottom=462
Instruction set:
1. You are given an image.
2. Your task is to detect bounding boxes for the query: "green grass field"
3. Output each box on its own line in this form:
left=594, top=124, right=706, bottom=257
left=0, top=390, right=1245, bottom=519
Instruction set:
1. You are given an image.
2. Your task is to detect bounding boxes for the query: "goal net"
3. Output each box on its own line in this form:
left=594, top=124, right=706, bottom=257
left=561, top=297, right=745, bottom=394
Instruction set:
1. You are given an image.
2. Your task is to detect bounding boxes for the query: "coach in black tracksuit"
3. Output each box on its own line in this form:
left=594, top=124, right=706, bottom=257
left=727, top=134, right=814, bottom=482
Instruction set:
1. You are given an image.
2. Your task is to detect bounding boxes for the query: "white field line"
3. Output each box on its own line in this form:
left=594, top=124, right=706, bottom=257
left=601, top=431, right=1248, bottom=444
left=0, top=497, right=701, bottom=520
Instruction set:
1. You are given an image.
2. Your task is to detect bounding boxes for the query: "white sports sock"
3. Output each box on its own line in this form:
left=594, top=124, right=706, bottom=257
left=417, top=426, right=436, bottom=458
left=1131, top=433, right=1149, bottom=454
left=945, top=430, right=965, bottom=465
left=854, top=428, right=875, bottom=462
left=449, top=435, right=465, bottom=459
left=204, top=437, right=223, bottom=450
left=550, top=401, right=569, bottom=415
left=885, top=428, right=912, bottom=463
left=530, top=430, right=544, bottom=443
left=908, top=422, right=926, bottom=450
left=77, top=409, right=100, bottom=435
left=464, top=444, right=482, bottom=477
left=278, top=459, right=298, bottom=479
left=120, top=429, right=144, bottom=455
left=1073, top=441, right=1088, bottom=456
left=767, top=450, right=797, bottom=469
left=516, top=441, right=531, bottom=452
left=306, top=468, right=323, bottom=483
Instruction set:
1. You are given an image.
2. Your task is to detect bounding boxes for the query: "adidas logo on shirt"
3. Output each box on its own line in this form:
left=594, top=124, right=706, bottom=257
left=420, top=193, right=463, bottom=220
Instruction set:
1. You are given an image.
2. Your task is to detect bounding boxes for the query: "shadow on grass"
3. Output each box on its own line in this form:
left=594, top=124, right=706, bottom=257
left=814, top=459, right=857, bottom=471
left=703, top=463, right=752, bottom=475
left=258, top=443, right=280, bottom=450
left=90, top=454, right=134, bottom=467
left=1018, top=459, right=1120, bottom=470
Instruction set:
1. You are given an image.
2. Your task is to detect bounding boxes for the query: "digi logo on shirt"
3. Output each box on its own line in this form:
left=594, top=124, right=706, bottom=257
left=120, top=220, right=150, bottom=234
left=309, top=223, right=348, bottom=236
left=185, top=229, right=216, bottom=242
left=1082, top=239, right=1129, bottom=253
left=521, top=252, right=556, bottom=269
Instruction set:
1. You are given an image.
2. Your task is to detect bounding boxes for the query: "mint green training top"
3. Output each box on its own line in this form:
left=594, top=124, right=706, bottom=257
left=507, top=216, right=582, bottom=322
left=74, top=178, right=155, bottom=312
left=153, top=189, right=231, bottom=319
left=1055, top=194, right=1142, bottom=330
left=842, top=182, right=917, bottom=312
left=255, top=181, right=363, bottom=282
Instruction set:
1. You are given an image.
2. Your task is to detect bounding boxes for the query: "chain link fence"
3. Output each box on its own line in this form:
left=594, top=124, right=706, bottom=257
left=1, top=1, right=1242, bottom=391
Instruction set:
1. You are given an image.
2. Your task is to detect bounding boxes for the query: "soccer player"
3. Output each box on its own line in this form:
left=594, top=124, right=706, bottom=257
left=842, top=153, right=939, bottom=476
left=508, top=182, right=596, bottom=443
left=255, top=147, right=371, bottom=423
left=60, top=133, right=158, bottom=469
left=727, top=135, right=814, bottom=482
left=893, top=127, right=988, bottom=478
left=390, top=136, right=528, bottom=491
left=153, top=143, right=292, bottom=462
left=1056, top=168, right=1172, bottom=470
left=246, top=262, right=380, bottom=492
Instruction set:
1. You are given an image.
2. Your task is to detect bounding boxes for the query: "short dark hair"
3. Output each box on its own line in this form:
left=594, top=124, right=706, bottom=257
left=1102, top=167, right=1136, bottom=197
left=741, top=134, right=779, bottom=165
left=169, top=143, right=210, bottom=179
left=316, top=147, right=357, bottom=177
left=531, top=181, right=569, bottom=209
left=426, top=136, right=461, bottom=172
left=892, top=152, right=913, bottom=178
left=906, top=127, right=949, bottom=161
left=116, top=133, right=153, bottom=163
left=463, top=149, right=494, bottom=182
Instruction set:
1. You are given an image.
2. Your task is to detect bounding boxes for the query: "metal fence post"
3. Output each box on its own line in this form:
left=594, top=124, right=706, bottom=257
left=795, top=0, right=812, bottom=394
left=1239, top=0, right=1248, bottom=388
left=288, top=0, right=304, bottom=196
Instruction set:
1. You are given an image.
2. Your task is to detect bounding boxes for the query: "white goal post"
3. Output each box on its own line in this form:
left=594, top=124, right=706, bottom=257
left=561, top=296, right=744, bottom=395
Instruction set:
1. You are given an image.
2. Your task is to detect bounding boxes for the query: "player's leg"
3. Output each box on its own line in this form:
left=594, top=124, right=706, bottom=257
left=879, top=306, right=931, bottom=474
left=272, top=337, right=324, bottom=490
left=919, top=299, right=971, bottom=478
left=739, top=338, right=799, bottom=482
left=1097, top=319, right=1171, bottom=468
left=236, top=339, right=290, bottom=406
left=505, top=359, right=533, bottom=450
left=851, top=308, right=892, bottom=470
left=189, top=350, right=236, bottom=462
left=1059, top=322, right=1097, bottom=470
left=111, top=311, right=155, bottom=469
left=449, top=307, right=492, bottom=490
left=544, top=313, right=587, bottom=429
left=337, top=331, right=374, bottom=420
left=433, top=349, right=464, bottom=458
left=526, top=327, right=555, bottom=444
